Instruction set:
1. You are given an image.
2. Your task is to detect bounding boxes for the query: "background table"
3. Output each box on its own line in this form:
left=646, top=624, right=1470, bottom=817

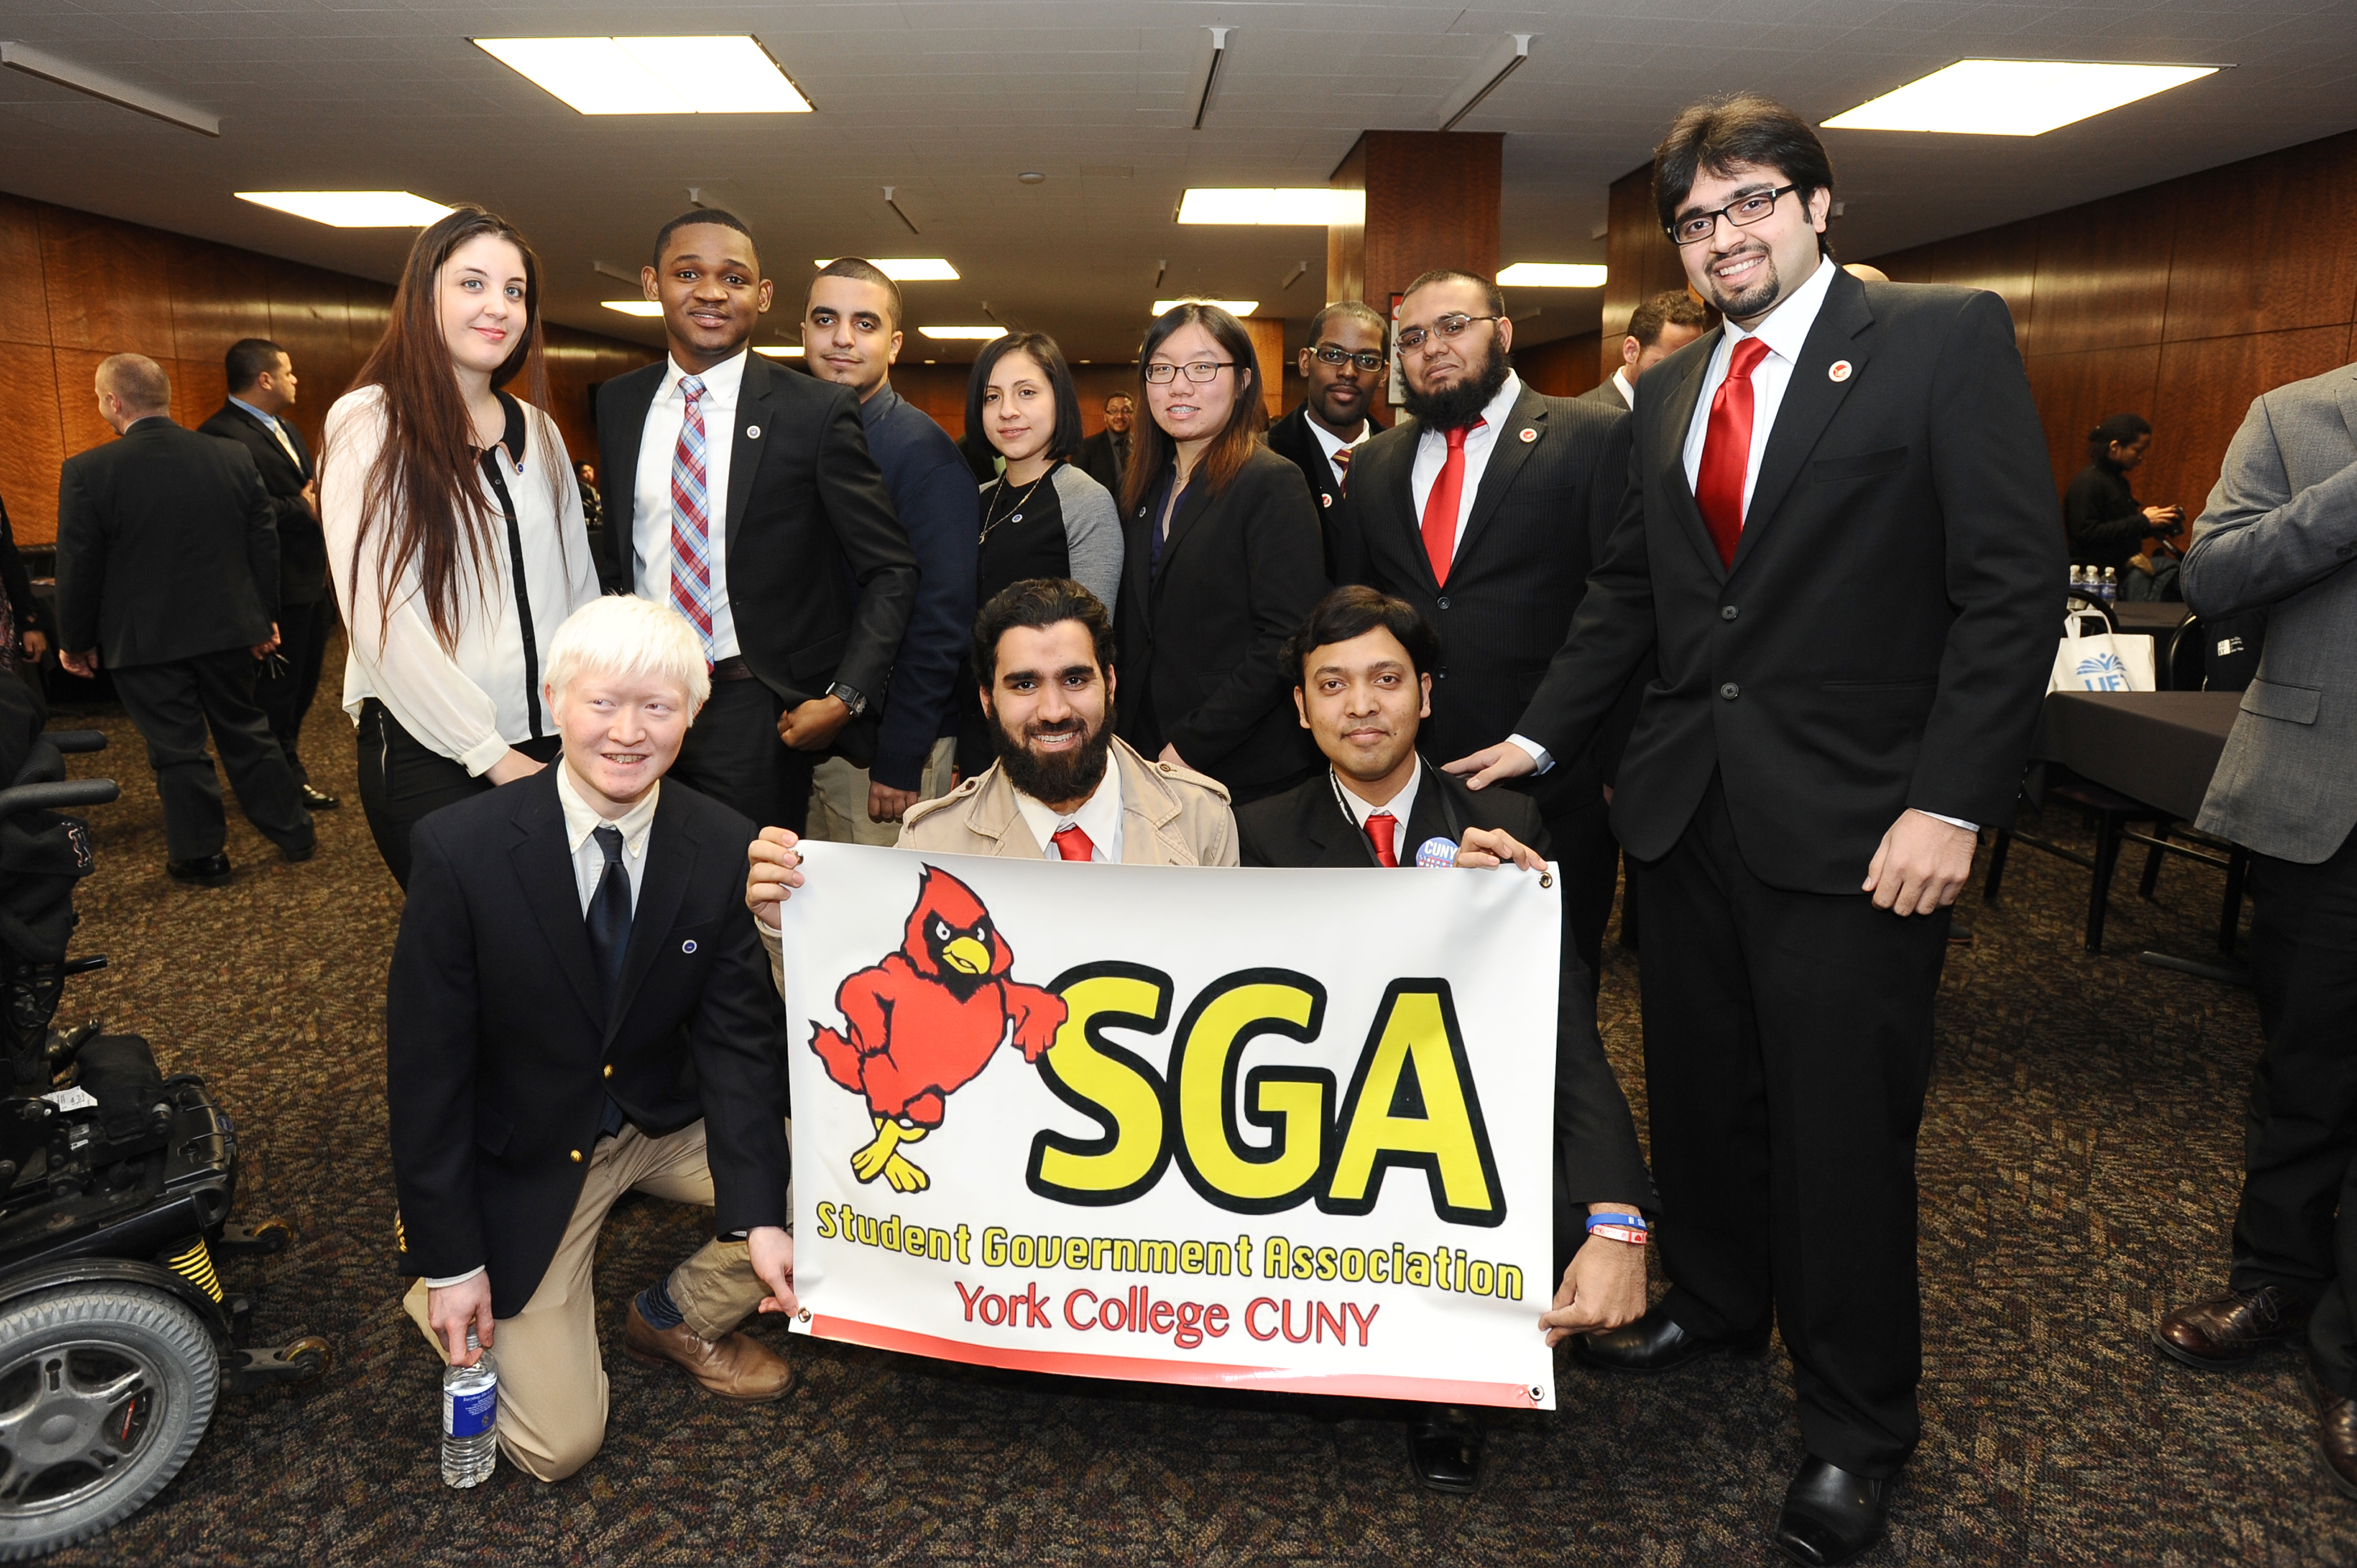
left=2031, top=690, right=2239, bottom=818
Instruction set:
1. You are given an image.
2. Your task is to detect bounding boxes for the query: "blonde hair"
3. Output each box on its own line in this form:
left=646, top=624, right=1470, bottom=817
left=543, top=595, right=712, bottom=715
left=97, top=353, right=172, bottom=414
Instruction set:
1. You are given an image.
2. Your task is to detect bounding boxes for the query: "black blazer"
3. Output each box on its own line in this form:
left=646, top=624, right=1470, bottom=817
left=1114, top=443, right=1328, bottom=793
left=1520, top=271, right=2063, bottom=893
left=1075, top=428, right=1130, bottom=497
left=1574, top=377, right=1630, bottom=411
left=55, top=417, right=277, bottom=668
left=1337, top=381, right=1639, bottom=817
left=1236, top=761, right=1654, bottom=1212
left=198, top=401, right=326, bottom=606
left=596, top=353, right=919, bottom=714
left=1264, top=404, right=1357, bottom=577
left=388, top=771, right=790, bottom=1318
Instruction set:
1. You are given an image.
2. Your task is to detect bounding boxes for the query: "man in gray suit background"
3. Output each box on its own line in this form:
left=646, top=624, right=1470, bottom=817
left=2155, top=358, right=2357, bottom=1492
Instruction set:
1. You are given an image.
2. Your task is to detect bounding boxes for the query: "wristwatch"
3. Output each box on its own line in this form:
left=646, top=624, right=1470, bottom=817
left=825, top=681, right=868, bottom=718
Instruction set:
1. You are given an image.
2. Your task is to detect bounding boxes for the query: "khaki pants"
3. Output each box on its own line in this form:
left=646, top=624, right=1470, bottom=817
left=807, top=737, right=956, bottom=845
left=403, top=1120, right=768, bottom=1482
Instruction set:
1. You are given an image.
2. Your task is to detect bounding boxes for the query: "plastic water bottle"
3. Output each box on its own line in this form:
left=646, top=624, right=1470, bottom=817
left=2100, top=566, right=2118, bottom=602
left=2069, top=564, right=2085, bottom=592
left=441, top=1329, right=498, bottom=1487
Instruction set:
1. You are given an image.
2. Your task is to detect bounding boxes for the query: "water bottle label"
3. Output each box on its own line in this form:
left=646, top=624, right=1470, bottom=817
left=445, top=1381, right=497, bottom=1439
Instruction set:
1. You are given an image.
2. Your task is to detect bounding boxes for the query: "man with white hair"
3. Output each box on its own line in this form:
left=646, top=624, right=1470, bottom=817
left=388, top=593, right=797, bottom=1484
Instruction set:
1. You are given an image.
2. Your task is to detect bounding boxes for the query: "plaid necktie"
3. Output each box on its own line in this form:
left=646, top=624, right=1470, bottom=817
left=668, top=375, right=717, bottom=662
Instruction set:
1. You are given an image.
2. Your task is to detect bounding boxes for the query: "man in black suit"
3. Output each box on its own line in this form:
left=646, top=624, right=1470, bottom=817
left=1455, top=96, right=2059, bottom=1564
left=56, top=354, right=313, bottom=885
left=1238, top=585, right=1653, bottom=1492
left=1579, top=290, right=1713, bottom=413
left=1265, top=301, right=1387, bottom=576
left=392, top=594, right=797, bottom=1484
left=597, top=209, right=918, bottom=835
left=198, top=337, right=337, bottom=811
left=1335, top=270, right=1635, bottom=991
left=1073, top=393, right=1134, bottom=494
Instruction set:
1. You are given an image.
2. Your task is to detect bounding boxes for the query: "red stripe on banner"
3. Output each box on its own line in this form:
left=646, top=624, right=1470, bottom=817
left=805, top=1315, right=1540, bottom=1408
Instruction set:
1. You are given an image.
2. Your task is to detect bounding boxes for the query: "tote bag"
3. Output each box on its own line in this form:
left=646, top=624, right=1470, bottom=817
left=2048, top=610, right=2155, bottom=694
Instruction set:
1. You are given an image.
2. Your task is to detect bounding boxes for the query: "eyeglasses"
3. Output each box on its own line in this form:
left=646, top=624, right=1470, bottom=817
left=1143, top=360, right=1237, bottom=384
left=1670, top=183, right=1799, bottom=246
left=1311, top=345, right=1387, bottom=372
left=1394, top=314, right=1500, bottom=352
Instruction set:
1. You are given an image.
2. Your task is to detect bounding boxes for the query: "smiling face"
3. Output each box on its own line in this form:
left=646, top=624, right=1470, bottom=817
left=1675, top=161, right=1830, bottom=329
left=438, top=234, right=530, bottom=379
left=550, top=668, right=693, bottom=817
left=1144, top=322, right=1247, bottom=450
left=1294, top=626, right=1430, bottom=795
left=803, top=274, right=901, bottom=398
left=983, top=618, right=1115, bottom=814
left=644, top=222, right=771, bottom=370
left=982, top=349, right=1056, bottom=466
left=1102, top=395, right=1134, bottom=435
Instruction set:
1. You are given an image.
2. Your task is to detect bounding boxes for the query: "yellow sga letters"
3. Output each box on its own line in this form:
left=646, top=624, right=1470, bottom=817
left=1026, top=963, right=1507, bottom=1226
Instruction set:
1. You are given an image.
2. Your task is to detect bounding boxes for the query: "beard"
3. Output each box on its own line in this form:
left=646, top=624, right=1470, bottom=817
left=1700, top=241, right=1786, bottom=320
left=1401, top=335, right=1511, bottom=429
left=990, top=702, right=1115, bottom=808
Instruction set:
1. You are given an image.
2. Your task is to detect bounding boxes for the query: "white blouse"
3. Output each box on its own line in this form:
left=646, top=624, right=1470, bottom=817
left=321, top=384, right=601, bottom=776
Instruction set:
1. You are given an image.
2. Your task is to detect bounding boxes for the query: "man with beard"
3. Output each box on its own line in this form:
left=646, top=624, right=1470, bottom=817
left=1332, top=270, right=1636, bottom=995
left=1266, top=301, right=1387, bottom=575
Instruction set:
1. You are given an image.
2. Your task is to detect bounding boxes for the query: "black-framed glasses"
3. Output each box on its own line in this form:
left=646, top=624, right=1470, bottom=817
left=1143, top=359, right=1238, bottom=384
left=1311, top=345, right=1386, bottom=372
left=1670, top=183, right=1799, bottom=246
left=1395, top=314, right=1500, bottom=352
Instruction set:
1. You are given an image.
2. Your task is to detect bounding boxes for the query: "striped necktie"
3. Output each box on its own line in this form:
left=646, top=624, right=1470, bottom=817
left=668, top=375, right=717, bottom=662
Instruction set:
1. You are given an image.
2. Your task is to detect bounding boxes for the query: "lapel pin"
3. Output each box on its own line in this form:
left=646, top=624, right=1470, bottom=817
left=746, top=425, right=761, bottom=439
left=1828, top=361, right=1853, bottom=383
left=1320, top=493, right=1332, bottom=508
left=1519, top=427, right=1538, bottom=442
left=682, top=939, right=698, bottom=954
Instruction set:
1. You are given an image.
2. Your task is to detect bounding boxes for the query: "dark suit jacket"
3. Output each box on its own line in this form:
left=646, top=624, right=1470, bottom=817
left=861, top=384, right=979, bottom=791
left=1264, top=404, right=1361, bottom=578
left=1574, top=376, right=1630, bottom=411
left=388, top=771, right=790, bottom=1317
left=55, top=417, right=277, bottom=668
left=1115, top=443, right=1328, bottom=792
left=0, top=492, right=49, bottom=643
left=198, top=401, right=326, bottom=605
left=1236, top=760, right=1654, bottom=1214
left=596, top=353, right=919, bottom=720
left=1075, top=428, right=1130, bottom=497
left=1520, top=271, right=2063, bottom=892
left=1337, top=381, right=1641, bottom=817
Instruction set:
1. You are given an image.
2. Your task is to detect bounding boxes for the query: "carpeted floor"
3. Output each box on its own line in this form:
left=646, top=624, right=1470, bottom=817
left=29, top=659, right=2351, bottom=1566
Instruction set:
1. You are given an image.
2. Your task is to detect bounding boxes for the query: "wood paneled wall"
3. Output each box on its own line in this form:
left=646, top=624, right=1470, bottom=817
left=1601, top=163, right=1689, bottom=380
left=1518, top=332, right=1603, bottom=399
left=1327, top=132, right=1503, bottom=318
left=1866, top=128, right=2357, bottom=512
left=0, top=193, right=657, bottom=544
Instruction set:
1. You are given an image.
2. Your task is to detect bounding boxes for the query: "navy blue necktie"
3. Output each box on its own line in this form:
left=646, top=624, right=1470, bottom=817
left=585, top=825, right=631, bottom=1013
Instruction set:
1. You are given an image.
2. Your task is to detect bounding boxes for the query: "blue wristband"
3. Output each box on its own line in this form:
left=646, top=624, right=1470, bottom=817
left=1584, top=1212, right=1647, bottom=1234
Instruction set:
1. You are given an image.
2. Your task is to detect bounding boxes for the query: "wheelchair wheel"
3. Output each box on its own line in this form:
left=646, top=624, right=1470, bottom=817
left=0, top=1284, right=219, bottom=1562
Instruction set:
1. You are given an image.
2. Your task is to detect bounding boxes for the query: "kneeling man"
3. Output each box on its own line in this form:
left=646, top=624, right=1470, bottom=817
left=1240, top=585, right=1655, bottom=1491
left=390, top=594, right=797, bottom=1483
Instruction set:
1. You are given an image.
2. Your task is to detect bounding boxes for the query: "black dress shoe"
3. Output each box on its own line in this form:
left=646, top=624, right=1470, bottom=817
left=1774, top=1454, right=1888, bottom=1566
left=166, top=853, right=234, bottom=887
left=2307, top=1361, right=2357, bottom=1500
left=1404, top=1407, right=1483, bottom=1494
left=1574, top=1306, right=1767, bottom=1374
left=2154, top=1285, right=2311, bottom=1370
left=299, top=784, right=339, bottom=809
left=280, top=840, right=317, bottom=864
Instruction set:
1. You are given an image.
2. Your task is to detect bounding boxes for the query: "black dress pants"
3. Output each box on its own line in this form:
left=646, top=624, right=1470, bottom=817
left=672, top=675, right=815, bottom=836
left=111, top=649, right=315, bottom=863
left=1635, top=776, right=1950, bottom=1477
left=257, top=596, right=335, bottom=785
left=2227, top=828, right=2357, bottom=1389
left=356, top=700, right=558, bottom=888
left=1542, top=792, right=1620, bottom=1002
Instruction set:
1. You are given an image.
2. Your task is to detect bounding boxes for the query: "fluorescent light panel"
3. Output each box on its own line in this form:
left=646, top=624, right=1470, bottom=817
left=754, top=345, right=806, bottom=357
left=1153, top=299, right=1258, bottom=316
left=1823, top=60, right=2216, bottom=136
left=236, top=191, right=453, bottom=227
left=1177, top=189, right=1365, bottom=226
left=814, top=258, right=959, bottom=281
left=474, top=37, right=810, bottom=115
left=1497, top=262, right=1607, bottom=288
left=601, top=300, right=665, bottom=317
left=919, top=326, right=1006, bottom=341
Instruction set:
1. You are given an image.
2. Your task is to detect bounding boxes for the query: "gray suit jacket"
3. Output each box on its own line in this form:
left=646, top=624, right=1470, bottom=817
left=2181, top=359, right=2357, bottom=862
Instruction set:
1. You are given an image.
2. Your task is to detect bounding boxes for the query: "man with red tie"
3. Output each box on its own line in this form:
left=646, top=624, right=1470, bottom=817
left=1452, top=95, right=2058, bottom=1564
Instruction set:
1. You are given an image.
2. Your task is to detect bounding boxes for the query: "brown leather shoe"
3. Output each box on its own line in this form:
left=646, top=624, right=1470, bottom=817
left=2153, top=1285, right=2312, bottom=1370
left=623, top=1301, right=794, bottom=1402
left=2310, top=1363, right=2357, bottom=1500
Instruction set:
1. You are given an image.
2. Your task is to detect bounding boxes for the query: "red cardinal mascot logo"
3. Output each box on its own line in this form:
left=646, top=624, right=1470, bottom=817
left=810, top=865, right=1068, bottom=1192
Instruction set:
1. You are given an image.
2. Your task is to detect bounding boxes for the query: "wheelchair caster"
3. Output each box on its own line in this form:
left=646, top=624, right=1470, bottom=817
left=218, top=1216, right=295, bottom=1254
left=228, top=1334, right=332, bottom=1391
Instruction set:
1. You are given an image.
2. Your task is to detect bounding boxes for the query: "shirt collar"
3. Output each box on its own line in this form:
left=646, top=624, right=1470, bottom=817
left=860, top=381, right=900, bottom=427
left=666, top=348, right=748, bottom=403
left=1331, top=756, right=1423, bottom=833
left=1012, top=753, right=1122, bottom=858
left=1610, top=367, right=1636, bottom=408
left=1305, top=415, right=1371, bottom=461
left=555, top=760, right=661, bottom=859
left=1725, top=253, right=1836, bottom=364
left=227, top=394, right=282, bottom=429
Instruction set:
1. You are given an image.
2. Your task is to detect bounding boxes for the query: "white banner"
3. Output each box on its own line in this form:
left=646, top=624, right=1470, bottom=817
left=778, top=842, right=1562, bottom=1410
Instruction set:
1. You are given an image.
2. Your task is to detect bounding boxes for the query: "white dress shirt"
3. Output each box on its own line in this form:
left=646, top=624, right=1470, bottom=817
left=634, top=349, right=748, bottom=662
left=1012, top=756, right=1124, bottom=863
left=1678, top=253, right=1836, bottom=521
left=1305, top=416, right=1371, bottom=490
left=1330, top=759, right=1423, bottom=856
left=1608, top=368, right=1636, bottom=409
left=1408, top=371, right=1525, bottom=554
left=325, top=385, right=601, bottom=776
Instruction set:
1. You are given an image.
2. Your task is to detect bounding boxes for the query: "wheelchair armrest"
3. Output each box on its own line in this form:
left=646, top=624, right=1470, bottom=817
left=42, top=731, right=108, bottom=755
left=0, top=778, right=119, bottom=822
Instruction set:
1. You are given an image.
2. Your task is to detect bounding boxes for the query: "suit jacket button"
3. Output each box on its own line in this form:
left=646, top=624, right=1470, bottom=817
left=569, top=1148, right=584, bottom=1163
left=1720, top=682, right=1740, bottom=700
left=1437, top=596, right=1450, bottom=610
left=1721, top=604, right=1739, bottom=621
left=603, top=1064, right=614, bottom=1079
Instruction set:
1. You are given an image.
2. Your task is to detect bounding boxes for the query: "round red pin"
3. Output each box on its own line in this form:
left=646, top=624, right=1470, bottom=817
left=1519, top=427, right=1537, bottom=442
left=1828, top=361, right=1853, bottom=383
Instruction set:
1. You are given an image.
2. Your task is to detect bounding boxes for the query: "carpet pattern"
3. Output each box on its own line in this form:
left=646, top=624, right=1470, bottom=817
left=29, top=661, right=2351, bottom=1566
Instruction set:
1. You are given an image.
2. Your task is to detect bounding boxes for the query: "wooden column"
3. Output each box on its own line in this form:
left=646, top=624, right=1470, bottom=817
left=1600, top=160, right=1695, bottom=380
left=1243, top=316, right=1286, bottom=420
left=1326, top=131, right=1502, bottom=318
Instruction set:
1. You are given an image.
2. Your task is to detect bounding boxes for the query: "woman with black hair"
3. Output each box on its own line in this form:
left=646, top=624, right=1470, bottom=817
left=2066, top=412, right=2184, bottom=573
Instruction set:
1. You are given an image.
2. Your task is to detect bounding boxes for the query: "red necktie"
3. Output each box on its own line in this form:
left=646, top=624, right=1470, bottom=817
left=1051, top=824, right=1095, bottom=862
left=1695, top=336, right=1772, bottom=568
left=1419, top=419, right=1485, bottom=585
left=1365, top=812, right=1400, bottom=868
left=1332, top=444, right=1352, bottom=497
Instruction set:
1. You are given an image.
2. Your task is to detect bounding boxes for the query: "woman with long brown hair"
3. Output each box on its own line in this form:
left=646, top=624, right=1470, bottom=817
left=321, top=206, right=600, bottom=885
left=1114, top=302, right=1326, bottom=803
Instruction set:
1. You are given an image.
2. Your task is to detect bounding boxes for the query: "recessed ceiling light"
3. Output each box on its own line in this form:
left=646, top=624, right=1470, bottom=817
left=812, top=258, right=960, bottom=281
left=1823, top=60, right=2217, bottom=136
left=919, top=326, right=1007, bottom=341
left=601, top=300, right=665, bottom=317
left=1152, top=299, right=1258, bottom=317
left=1497, top=263, right=1607, bottom=288
left=235, top=191, right=453, bottom=227
left=1177, top=189, right=1365, bottom=226
left=753, top=345, right=805, bottom=357
left=474, top=37, right=810, bottom=115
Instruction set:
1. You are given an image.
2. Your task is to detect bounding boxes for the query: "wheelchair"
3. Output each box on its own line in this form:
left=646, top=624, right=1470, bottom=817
left=0, top=715, right=328, bottom=1560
